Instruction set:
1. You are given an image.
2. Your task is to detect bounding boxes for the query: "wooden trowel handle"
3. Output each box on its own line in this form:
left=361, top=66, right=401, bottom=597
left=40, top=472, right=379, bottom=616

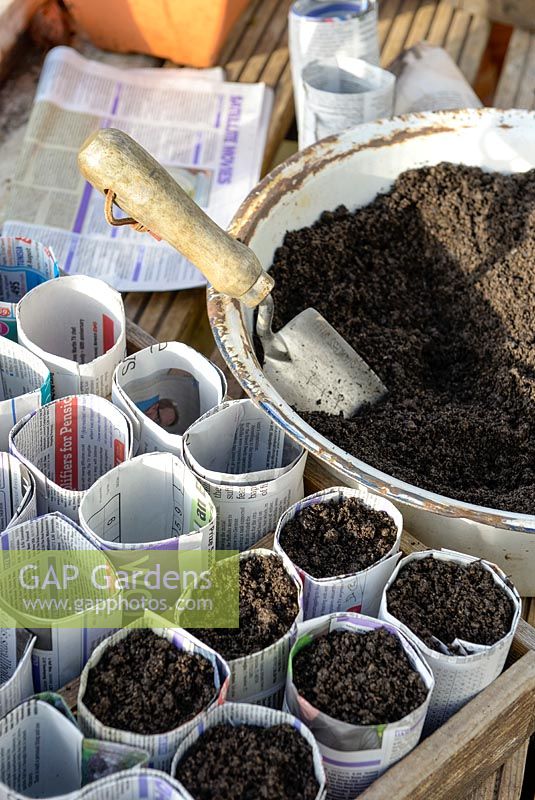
left=78, top=128, right=274, bottom=307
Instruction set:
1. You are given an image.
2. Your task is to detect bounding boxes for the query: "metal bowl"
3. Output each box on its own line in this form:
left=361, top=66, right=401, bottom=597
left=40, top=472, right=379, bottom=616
left=207, top=108, right=535, bottom=593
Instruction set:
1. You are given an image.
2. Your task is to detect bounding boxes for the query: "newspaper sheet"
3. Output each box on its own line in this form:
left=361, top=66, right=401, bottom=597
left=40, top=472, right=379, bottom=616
left=9, top=394, right=133, bottom=521
left=0, top=335, right=51, bottom=449
left=284, top=613, right=434, bottom=799
left=275, top=486, right=402, bottom=619
left=16, top=275, right=126, bottom=398
left=0, top=452, right=37, bottom=531
left=77, top=770, right=188, bottom=800
left=183, top=399, right=306, bottom=551
left=379, top=549, right=521, bottom=734
left=2, top=46, right=273, bottom=292
left=0, top=628, right=34, bottom=718
left=112, top=342, right=226, bottom=459
left=172, top=702, right=327, bottom=799
left=79, top=451, right=216, bottom=551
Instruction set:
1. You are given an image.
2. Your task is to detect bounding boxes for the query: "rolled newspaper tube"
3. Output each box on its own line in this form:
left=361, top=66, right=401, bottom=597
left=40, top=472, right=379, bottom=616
left=79, top=452, right=216, bottom=551
left=9, top=394, right=133, bottom=521
left=77, top=622, right=230, bottom=771
left=284, top=612, right=434, bottom=799
left=0, top=335, right=51, bottom=449
left=0, top=695, right=148, bottom=800
left=16, top=275, right=126, bottom=398
left=0, top=452, right=38, bottom=530
left=0, top=236, right=59, bottom=341
left=183, top=399, right=306, bottom=550
left=0, top=628, right=35, bottom=718
left=274, top=486, right=402, bottom=619
left=112, top=342, right=227, bottom=459
left=379, top=549, right=522, bottom=734
left=0, top=511, right=120, bottom=691
left=172, top=702, right=327, bottom=799
left=77, top=769, right=189, bottom=800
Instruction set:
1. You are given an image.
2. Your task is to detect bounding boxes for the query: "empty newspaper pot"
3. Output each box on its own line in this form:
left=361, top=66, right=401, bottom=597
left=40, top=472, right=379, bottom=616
left=207, top=108, right=535, bottom=594
left=0, top=628, right=35, bottom=718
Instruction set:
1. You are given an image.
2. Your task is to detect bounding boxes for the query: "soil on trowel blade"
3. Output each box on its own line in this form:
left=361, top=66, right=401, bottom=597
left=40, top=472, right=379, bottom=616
left=268, top=163, right=535, bottom=513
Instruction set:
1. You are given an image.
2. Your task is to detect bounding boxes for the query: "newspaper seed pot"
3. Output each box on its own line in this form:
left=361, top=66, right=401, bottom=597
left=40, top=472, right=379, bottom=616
left=172, top=702, right=326, bottom=800
left=184, top=548, right=303, bottom=706
left=379, top=549, right=521, bottom=733
left=0, top=511, right=119, bottom=691
left=78, top=625, right=230, bottom=771
left=0, top=452, right=37, bottom=530
left=77, top=769, right=189, bottom=800
left=112, top=342, right=226, bottom=459
left=285, top=612, right=434, bottom=799
left=79, top=451, right=216, bottom=551
left=16, top=274, right=126, bottom=398
left=0, top=628, right=35, bottom=718
left=0, top=236, right=59, bottom=342
left=275, top=486, right=402, bottom=619
left=183, top=399, right=306, bottom=550
left=0, top=335, right=51, bottom=448
left=9, top=394, right=133, bottom=521
left=0, top=695, right=149, bottom=800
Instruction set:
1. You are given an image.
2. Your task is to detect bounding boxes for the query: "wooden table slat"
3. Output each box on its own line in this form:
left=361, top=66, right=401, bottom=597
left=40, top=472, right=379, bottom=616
left=380, top=0, right=423, bottom=67
left=426, top=0, right=457, bottom=46
left=457, top=14, right=492, bottom=84
left=493, top=28, right=532, bottom=107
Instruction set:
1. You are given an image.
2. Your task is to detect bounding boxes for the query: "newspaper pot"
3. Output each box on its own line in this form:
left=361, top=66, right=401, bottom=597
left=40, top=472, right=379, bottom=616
left=0, top=452, right=37, bottom=530
left=9, top=394, right=133, bottom=521
left=63, top=0, right=251, bottom=68
left=284, top=612, right=434, bottom=799
left=172, top=702, right=327, bottom=799
left=207, top=107, right=535, bottom=594
left=274, top=486, right=402, bottom=620
left=0, top=336, right=51, bottom=449
left=0, top=629, right=35, bottom=718
left=79, top=452, right=216, bottom=551
left=113, top=342, right=227, bottom=460
left=77, top=625, right=230, bottom=771
left=379, top=549, right=521, bottom=734
left=78, top=769, right=189, bottom=800
left=183, top=398, right=306, bottom=550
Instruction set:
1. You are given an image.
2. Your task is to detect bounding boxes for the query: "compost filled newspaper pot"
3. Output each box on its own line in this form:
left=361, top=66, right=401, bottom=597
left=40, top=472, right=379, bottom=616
left=9, top=394, right=133, bottom=520
left=0, top=335, right=51, bottom=449
left=183, top=399, right=306, bottom=551
left=0, top=628, right=35, bottom=718
left=0, top=694, right=149, bottom=800
left=77, top=619, right=230, bottom=771
left=0, top=236, right=59, bottom=341
left=77, top=769, right=189, bottom=800
left=379, top=549, right=522, bottom=733
left=79, top=451, right=216, bottom=551
left=112, top=342, right=226, bottom=459
left=16, top=274, right=126, bottom=398
left=0, top=452, right=37, bottom=531
left=274, top=486, right=402, bottom=619
left=284, top=612, right=434, bottom=799
left=0, top=511, right=120, bottom=691
left=172, top=702, right=327, bottom=799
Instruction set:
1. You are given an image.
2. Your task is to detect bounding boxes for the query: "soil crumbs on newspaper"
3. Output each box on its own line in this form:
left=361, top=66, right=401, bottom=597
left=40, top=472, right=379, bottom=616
left=175, top=723, right=319, bottom=800
left=269, top=163, right=535, bottom=513
left=188, top=554, right=299, bottom=660
left=280, top=496, right=397, bottom=578
left=293, top=627, right=427, bottom=724
left=386, top=557, right=514, bottom=653
left=82, top=630, right=215, bottom=734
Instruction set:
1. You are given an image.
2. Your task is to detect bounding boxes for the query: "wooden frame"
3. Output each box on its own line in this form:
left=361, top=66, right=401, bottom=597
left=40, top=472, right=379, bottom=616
left=447, top=0, right=534, bottom=30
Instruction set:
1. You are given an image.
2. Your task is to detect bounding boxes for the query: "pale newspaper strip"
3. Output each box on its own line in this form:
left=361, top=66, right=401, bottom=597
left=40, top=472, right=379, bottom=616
left=0, top=452, right=37, bottom=530
left=301, top=56, right=395, bottom=148
left=16, top=275, right=126, bottom=398
left=0, top=628, right=35, bottom=718
left=274, top=486, right=402, bottom=620
left=172, top=702, right=327, bottom=799
left=77, top=620, right=230, bottom=771
left=75, top=770, right=189, bottom=800
left=112, top=342, right=226, bottom=460
left=79, top=452, right=216, bottom=551
left=379, top=548, right=521, bottom=734
left=0, top=335, right=51, bottom=449
left=0, top=511, right=119, bottom=691
left=0, top=236, right=59, bottom=341
left=2, top=46, right=273, bottom=291
left=390, top=43, right=483, bottom=115
left=284, top=612, right=434, bottom=799
left=177, top=548, right=303, bottom=707
left=9, top=394, right=133, bottom=521
left=0, top=696, right=149, bottom=800
left=289, top=0, right=380, bottom=148
left=182, top=399, right=306, bottom=551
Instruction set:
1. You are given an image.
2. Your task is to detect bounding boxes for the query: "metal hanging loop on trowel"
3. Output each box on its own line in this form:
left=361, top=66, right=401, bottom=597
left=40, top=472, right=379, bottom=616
left=78, top=128, right=386, bottom=416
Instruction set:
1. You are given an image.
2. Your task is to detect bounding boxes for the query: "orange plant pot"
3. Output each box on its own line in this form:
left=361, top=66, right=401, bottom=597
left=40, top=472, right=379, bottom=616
left=64, top=0, right=251, bottom=67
